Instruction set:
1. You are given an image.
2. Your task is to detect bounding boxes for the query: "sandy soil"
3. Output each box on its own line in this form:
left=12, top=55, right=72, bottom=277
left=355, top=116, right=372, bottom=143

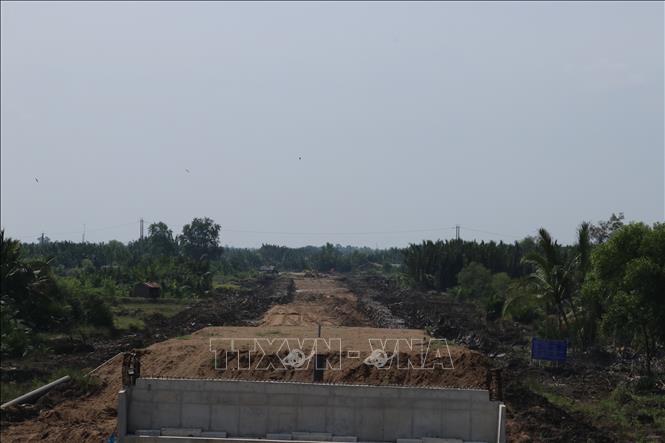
left=0, top=274, right=490, bottom=443
left=260, top=274, right=371, bottom=327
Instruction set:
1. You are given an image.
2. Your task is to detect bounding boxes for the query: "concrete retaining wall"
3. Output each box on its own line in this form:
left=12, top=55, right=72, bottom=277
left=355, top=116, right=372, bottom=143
left=120, top=378, right=506, bottom=443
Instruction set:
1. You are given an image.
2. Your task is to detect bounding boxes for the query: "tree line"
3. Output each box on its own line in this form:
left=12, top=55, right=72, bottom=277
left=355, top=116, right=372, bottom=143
left=401, top=214, right=664, bottom=374
left=4, top=213, right=663, bottom=373
left=1, top=217, right=403, bottom=356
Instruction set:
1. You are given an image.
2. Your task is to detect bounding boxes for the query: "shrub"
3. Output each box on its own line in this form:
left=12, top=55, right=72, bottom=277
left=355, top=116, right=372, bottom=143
left=610, top=384, right=633, bottom=405
left=632, top=376, right=658, bottom=394
left=81, top=294, right=115, bottom=328
left=0, top=305, right=34, bottom=357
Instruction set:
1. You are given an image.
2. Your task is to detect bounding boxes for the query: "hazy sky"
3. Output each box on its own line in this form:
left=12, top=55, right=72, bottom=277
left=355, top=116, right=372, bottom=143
left=1, top=1, right=663, bottom=247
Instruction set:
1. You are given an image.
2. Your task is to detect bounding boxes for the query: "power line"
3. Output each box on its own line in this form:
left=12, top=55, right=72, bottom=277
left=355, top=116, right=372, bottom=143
left=219, top=227, right=458, bottom=236
left=460, top=226, right=523, bottom=240
left=221, top=225, right=522, bottom=240
left=9, top=220, right=524, bottom=243
left=12, top=220, right=140, bottom=241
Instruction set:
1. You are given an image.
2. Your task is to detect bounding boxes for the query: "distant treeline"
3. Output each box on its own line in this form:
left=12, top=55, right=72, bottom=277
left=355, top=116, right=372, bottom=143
left=19, top=224, right=557, bottom=292
left=17, top=218, right=408, bottom=299
left=219, top=244, right=404, bottom=274
left=20, top=237, right=405, bottom=277
left=4, top=213, right=665, bottom=374
left=402, top=238, right=537, bottom=290
left=19, top=226, right=539, bottom=291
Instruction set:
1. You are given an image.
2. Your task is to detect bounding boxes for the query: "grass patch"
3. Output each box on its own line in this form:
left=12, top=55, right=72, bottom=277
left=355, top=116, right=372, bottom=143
left=113, top=302, right=186, bottom=318
left=0, top=368, right=101, bottom=404
left=113, top=316, right=145, bottom=330
left=527, top=377, right=665, bottom=441
left=111, top=300, right=188, bottom=331
left=1, top=378, right=46, bottom=403
left=215, top=283, right=241, bottom=291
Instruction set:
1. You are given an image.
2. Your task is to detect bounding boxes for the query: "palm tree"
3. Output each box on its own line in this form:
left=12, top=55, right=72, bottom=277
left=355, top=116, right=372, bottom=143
left=503, top=223, right=591, bottom=336
left=524, top=228, right=575, bottom=331
left=1, top=230, right=55, bottom=330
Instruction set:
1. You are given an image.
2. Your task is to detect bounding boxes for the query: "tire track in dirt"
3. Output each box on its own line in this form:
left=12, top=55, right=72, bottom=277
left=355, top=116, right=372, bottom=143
left=260, top=273, right=372, bottom=327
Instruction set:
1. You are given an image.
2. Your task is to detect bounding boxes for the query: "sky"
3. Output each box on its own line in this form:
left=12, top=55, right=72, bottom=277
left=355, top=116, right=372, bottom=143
left=1, top=1, right=663, bottom=248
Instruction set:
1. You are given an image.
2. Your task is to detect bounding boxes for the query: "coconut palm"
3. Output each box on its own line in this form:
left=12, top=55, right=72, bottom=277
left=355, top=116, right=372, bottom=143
left=1, top=230, right=57, bottom=330
left=503, top=223, right=591, bottom=336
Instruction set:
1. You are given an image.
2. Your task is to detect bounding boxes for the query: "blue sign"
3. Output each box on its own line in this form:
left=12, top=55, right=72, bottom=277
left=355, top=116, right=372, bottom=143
left=531, top=337, right=567, bottom=362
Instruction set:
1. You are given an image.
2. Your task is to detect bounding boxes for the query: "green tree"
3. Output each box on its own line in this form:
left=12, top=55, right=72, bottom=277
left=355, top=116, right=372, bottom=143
left=105, top=239, right=130, bottom=265
left=589, top=212, right=625, bottom=244
left=148, top=222, right=177, bottom=256
left=486, top=272, right=511, bottom=320
left=0, top=230, right=64, bottom=331
left=594, top=223, right=665, bottom=374
left=402, top=239, right=530, bottom=291
left=178, top=217, right=222, bottom=260
left=517, top=223, right=591, bottom=337
left=316, top=243, right=340, bottom=271
left=455, top=262, right=492, bottom=299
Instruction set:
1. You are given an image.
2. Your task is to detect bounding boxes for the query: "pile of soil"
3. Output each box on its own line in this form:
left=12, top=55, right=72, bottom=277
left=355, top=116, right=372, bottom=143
left=347, top=273, right=626, bottom=443
left=1, top=325, right=491, bottom=443
left=260, top=274, right=370, bottom=327
left=346, top=274, right=527, bottom=352
left=148, top=274, right=296, bottom=334
left=1, top=273, right=631, bottom=442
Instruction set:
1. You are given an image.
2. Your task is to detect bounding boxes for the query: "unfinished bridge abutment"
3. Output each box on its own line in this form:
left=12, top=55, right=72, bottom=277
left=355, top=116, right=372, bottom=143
left=117, top=377, right=506, bottom=443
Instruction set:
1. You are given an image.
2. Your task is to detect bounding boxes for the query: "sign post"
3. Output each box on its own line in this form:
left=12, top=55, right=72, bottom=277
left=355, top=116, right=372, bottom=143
left=531, top=337, right=567, bottom=365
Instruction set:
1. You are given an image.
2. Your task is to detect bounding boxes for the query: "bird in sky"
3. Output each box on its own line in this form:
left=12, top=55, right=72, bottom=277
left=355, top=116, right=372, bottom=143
left=185, top=168, right=190, bottom=173
left=35, top=177, right=39, bottom=183
left=298, top=157, right=302, bottom=160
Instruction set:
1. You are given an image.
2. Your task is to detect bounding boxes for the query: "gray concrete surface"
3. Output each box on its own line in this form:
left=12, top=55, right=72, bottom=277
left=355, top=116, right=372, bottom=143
left=119, top=378, right=505, bottom=443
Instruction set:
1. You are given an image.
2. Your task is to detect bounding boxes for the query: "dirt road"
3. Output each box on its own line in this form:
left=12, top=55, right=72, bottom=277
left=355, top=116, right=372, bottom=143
left=2, top=273, right=623, bottom=443
left=0, top=273, right=490, bottom=443
left=260, top=273, right=371, bottom=327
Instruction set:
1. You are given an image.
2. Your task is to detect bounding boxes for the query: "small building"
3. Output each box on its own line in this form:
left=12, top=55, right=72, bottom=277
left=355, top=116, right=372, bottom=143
left=259, top=265, right=278, bottom=274
left=132, top=281, right=161, bottom=298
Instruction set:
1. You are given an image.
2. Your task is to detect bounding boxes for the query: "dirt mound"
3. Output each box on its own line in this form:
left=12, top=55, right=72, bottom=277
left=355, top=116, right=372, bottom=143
left=346, top=274, right=528, bottom=352
left=150, top=275, right=296, bottom=333
left=0, top=374, right=118, bottom=442
left=260, top=274, right=371, bottom=327
left=1, top=325, right=491, bottom=442
left=1, top=276, right=297, bottom=442
left=138, top=326, right=488, bottom=388
left=347, top=274, right=625, bottom=442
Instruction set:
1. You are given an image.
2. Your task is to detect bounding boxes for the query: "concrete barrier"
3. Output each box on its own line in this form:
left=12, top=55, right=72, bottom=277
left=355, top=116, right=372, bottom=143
left=119, top=378, right=505, bottom=443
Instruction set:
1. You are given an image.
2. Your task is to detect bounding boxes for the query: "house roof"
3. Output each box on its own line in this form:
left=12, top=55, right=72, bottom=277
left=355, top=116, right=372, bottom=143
left=142, top=281, right=161, bottom=288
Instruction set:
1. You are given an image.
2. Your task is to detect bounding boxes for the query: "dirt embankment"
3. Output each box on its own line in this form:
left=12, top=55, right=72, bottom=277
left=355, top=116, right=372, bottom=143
left=1, top=325, right=490, bottom=443
left=1, top=275, right=295, bottom=387
left=345, top=274, right=527, bottom=352
left=0, top=275, right=294, bottom=441
left=260, top=274, right=371, bottom=327
left=1, top=274, right=492, bottom=443
left=2, top=272, right=624, bottom=443
left=347, top=273, right=622, bottom=443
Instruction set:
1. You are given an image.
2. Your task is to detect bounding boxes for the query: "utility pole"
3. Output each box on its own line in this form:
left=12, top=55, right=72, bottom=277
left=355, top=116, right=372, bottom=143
left=140, top=218, right=144, bottom=241
left=82, top=224, right=86, bottom=243
left=455, top=225, right=460, bottom=241
left=40, top=232, right=45, bottom=246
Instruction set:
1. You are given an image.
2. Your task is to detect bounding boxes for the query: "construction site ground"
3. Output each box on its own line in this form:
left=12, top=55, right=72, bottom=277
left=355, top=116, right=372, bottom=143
left=0, top=272, right=649, bottom=442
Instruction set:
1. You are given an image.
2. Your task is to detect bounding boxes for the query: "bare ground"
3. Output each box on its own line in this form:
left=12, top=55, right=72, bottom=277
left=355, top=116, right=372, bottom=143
left=2, top=272, right=635, bottom=442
